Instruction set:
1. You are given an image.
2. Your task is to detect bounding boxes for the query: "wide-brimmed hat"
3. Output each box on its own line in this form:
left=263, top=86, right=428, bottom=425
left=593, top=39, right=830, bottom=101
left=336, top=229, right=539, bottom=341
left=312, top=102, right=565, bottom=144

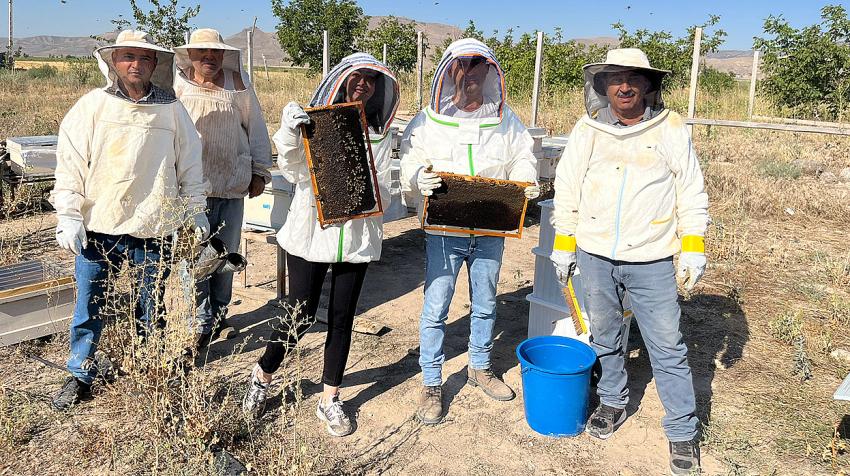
left=93, top=29, right=175, bottom=95
left=174, top=28, right=241, bottom=75
left=584, top=48, right=670, bottom=94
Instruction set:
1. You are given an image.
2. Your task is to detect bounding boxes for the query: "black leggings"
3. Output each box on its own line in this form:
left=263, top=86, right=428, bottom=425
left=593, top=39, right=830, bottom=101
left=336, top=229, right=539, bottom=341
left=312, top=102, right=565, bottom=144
left=257, top=253, right=369, bottom=387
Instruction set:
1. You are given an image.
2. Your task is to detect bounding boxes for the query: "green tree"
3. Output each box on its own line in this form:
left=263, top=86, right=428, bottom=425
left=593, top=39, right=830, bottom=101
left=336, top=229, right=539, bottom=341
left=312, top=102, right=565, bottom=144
left=613, top=15, right=727, bottom=88
left=272, top=0, right=367, bottom=71
left=754, top=4, right=850, bottom=117
left=112, top=0, right=200, bottom=48
left=361, top=16, right=420, bottom=72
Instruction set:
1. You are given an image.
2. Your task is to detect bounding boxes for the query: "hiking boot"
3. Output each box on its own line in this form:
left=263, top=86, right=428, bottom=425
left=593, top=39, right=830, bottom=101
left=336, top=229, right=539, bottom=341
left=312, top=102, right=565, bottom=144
left=242, top=364, right=270, bottom=418
left=213, top=318, right=238, bottom=340
left=586, top=403, right=627, bottom=439
left=417, top=385, right=445, bottom=425
left=316, top=395, right=353, bottom=437
left=467, top=367, right=515, bottom=401
left=669, top=439, right=701, bottom=475
left=52, top=376, right=92, bottom=412
left=193, top=332, right=212, bottom=351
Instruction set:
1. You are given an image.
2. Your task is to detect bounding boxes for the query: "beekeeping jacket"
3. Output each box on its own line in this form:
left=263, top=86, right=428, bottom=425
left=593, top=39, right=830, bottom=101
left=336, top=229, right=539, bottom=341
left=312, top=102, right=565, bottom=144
left=399, top=38, right=538, bottom=237
left=173, top=30, right=273, bottom=199
left=273, top=53, right=399, bottom=263
left=50, top=31, right=207, bottom=239
left=551, top=57, right=709, bottom=262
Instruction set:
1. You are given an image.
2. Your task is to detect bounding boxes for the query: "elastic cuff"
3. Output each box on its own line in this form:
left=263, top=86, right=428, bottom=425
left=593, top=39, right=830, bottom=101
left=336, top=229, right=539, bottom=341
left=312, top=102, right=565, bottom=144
left=553, top=234, right=576, bottom=252
left=681, top=235, right=705, bottom=253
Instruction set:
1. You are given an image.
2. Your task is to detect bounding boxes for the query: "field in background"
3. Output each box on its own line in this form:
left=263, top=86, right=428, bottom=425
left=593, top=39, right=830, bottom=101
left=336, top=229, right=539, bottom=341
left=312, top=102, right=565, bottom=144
left=0, top=63, right=849, bottom=475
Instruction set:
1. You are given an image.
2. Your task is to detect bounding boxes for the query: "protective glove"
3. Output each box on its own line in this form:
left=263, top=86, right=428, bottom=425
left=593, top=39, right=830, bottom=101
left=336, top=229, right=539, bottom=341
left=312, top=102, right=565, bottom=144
left=56, top=216, right=87, bottom=255
left=550, top=234, right=577, bottom=286
left=524, top=185, right=541, bottom=199
left=192, top=213, right=211, bottom=242
left=281, top=101, right=310, bottom=130
left=416, top=167, right=442, bottom=196
left=677, top=235, right=706, bottom=291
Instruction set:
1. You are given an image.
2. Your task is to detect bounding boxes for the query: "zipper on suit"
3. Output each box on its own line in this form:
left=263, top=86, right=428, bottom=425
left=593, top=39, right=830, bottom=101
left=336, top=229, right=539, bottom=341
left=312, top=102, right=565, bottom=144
left=611, top=167, right=628, bottom=259
left=337, top=226, right=345, bottom=263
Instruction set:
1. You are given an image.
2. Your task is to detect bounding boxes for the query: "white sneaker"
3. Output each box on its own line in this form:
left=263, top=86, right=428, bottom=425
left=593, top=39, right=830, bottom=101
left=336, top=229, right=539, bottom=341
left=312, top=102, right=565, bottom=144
left=242, top=364, right=270, bottom=418
left=315, top=395, right=353, bottom=437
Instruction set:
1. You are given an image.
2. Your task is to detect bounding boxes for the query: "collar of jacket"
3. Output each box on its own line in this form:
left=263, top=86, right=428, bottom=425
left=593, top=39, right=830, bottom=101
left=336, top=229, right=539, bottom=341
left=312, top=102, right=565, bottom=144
left=581, top=108, right=670, bottom=136
left=424, top=106, right=501, bottom=128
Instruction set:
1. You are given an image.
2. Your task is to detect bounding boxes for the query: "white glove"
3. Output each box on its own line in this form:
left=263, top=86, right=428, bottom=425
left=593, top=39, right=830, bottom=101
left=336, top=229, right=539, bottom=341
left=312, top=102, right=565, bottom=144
left=416, top=167, right=442, bottom=196
left=677, top=252, right=706, bottom=291
left=56, top=217, right=87, bottom=255
left=524, top=185, right=541, bottom=199
left=193, top=213, right=211, bottom=242
left=550, top=249, right=576, bottom=286
left=282, top=101, right=310, bottom=130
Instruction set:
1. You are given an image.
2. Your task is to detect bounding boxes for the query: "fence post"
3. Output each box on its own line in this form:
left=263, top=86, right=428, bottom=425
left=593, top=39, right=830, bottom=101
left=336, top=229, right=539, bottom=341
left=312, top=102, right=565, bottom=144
left=262, top=54, right=270, bottom=82
left=322, top=30, right=330, bottom=78
left=686, top=26, right=703, bottom=137
left=747, top=50, right=760, bottom=119
left=531, top=31, right=544, bottom=127
left=382, top=43, right=387, bottom=64
left=416, top=31, right=424, bottom=111
left=247, top=29, right=254, bottom=84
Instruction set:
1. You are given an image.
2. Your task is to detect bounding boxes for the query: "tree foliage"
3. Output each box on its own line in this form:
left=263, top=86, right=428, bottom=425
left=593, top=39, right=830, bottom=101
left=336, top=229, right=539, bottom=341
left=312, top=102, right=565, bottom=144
left=361, top=16, right=421, bottom=72
left=112, top=0, right=200, bottom=48
left=272, top=0, right=367, bottom=71
left=613, top=15, right=727, bottom=88
left=754, top=5, right=850, bottom=117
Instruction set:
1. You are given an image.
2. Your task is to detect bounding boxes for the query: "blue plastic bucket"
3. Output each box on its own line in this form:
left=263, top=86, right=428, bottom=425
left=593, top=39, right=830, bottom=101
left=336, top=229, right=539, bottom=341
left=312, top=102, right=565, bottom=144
left=516, top=335, right=597, bottom=437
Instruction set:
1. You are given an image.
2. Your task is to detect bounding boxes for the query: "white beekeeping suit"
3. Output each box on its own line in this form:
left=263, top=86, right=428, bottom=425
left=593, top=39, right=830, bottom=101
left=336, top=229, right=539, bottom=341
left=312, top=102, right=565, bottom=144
left=400, top=38, right=538, bottom=236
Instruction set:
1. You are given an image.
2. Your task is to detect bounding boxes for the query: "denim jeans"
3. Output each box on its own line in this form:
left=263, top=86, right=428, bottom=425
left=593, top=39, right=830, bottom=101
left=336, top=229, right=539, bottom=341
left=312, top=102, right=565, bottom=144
left=576, top=249, right=698, bottom=441
left=186, top=197, right=244, bottom=334
left=67, top=232, right=171, bottom=384
left=419, top=234, right=505, bottom=386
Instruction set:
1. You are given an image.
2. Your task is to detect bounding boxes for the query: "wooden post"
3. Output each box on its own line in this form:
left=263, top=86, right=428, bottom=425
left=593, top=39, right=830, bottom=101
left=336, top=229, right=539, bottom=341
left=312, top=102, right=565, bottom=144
left=184, top=30, right=190, bottom=45
left=262, top=54, right=270, bottom=82
left=7, top=0, right=12, bottom=67
left=416, top=31, right=424, bottom=111
left=322, top=30, right=330, bottom=78
left=747, top=50, right=760, bottom=119
left=531, top=31, right=544, bottom=127
left=686, top=27, right=703, bottom=137
left=246, top=29, right=254, bottom=84
left=382, top=43, right=387, bottom=64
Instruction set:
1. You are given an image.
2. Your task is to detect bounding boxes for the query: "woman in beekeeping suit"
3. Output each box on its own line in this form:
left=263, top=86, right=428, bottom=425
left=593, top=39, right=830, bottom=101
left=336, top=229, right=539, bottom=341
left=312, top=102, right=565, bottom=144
left=242, top=53, right=398, bottom=438
left=399, top=38, right=539, bottom=425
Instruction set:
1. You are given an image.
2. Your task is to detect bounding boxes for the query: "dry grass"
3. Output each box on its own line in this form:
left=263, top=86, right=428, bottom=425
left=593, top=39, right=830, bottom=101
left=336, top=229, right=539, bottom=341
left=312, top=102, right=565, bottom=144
left=1, top=62, right=850, bottom=474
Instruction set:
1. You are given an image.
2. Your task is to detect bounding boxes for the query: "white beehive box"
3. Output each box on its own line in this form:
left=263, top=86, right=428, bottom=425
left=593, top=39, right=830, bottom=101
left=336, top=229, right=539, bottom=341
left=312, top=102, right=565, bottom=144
left=5, top=135, right=58, bottom=176
left=0, top=260, right=75, bottom=346
left=243, top=170, right=295, bottom=232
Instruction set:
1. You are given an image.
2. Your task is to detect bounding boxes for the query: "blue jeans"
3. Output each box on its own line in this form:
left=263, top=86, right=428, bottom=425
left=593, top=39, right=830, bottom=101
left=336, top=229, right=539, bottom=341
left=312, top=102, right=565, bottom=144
left=187, top=197, right=244, bottom=334
left=419, top=234, right=505, bottom=386
left=577, top=249, right=698, bottom=441
left=67, top=232, right=171, bottom=384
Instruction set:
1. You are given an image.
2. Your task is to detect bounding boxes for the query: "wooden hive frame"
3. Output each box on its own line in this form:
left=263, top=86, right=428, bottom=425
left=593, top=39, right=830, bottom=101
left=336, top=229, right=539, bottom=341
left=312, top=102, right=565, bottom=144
left=422, top=172, right=532, bottom=239
left=300, top=101, right=383, bottom=228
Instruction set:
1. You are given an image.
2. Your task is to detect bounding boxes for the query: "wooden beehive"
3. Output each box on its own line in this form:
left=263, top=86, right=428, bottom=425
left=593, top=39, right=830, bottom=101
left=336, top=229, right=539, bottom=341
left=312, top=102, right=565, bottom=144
left=301, top=102, right=383, bottom=228
left=0, top=260, right=75, bottom=346
left=422, top=172, right=531, bottom=238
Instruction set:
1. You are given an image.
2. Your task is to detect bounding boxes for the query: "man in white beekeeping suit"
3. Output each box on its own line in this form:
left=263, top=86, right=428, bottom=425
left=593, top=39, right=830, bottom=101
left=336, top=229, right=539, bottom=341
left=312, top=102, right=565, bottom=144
left=49, top=30, right=208, bottom=411
left=550, top=48, right=709, bottom=475
left=400, top=38, right=539, bottom=425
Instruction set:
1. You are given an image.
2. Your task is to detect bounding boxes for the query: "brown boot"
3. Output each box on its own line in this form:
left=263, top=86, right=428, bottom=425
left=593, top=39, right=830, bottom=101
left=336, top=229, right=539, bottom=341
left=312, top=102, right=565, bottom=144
left=467, top=367, right=515, bottom=401
left=417, top=385, right=445, bottom=425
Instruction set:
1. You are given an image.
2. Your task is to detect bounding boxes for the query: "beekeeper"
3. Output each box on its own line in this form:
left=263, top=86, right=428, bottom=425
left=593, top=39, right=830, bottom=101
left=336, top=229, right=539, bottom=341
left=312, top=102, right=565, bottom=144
left=173, top=28, right=273, bottom=351
left=399, top=38, right=539, bottom=425
left=49, top=30, right=208, bottom=411
left=550, top=48, right=708, bottom=475
left=242, top=53, right=398, bottom=438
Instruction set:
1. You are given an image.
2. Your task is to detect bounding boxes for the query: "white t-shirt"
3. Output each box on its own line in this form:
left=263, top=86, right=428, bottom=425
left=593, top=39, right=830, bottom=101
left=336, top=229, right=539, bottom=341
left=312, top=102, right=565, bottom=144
left=439, top=97, right=499, bottom=119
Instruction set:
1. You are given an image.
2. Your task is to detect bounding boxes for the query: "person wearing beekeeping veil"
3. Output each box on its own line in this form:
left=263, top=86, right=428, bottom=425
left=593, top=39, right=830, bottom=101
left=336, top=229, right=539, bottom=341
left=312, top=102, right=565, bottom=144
left=241, top=53, right=398, bottom=438
left=399, top=38, right=539, bottom=425
left=173, top=28, right=273, bottom=351
left=49, top=30, right=208, bottom=412
left=550, top=48, right=709, bottom=475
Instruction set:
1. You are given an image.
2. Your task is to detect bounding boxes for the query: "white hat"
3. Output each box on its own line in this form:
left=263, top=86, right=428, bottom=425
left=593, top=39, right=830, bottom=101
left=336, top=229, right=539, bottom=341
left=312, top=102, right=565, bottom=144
left=583, top=48, right=670, bottom=94
left=173, top=28, right=242, bottom=76
left=93, top=30, right=175, bottom=95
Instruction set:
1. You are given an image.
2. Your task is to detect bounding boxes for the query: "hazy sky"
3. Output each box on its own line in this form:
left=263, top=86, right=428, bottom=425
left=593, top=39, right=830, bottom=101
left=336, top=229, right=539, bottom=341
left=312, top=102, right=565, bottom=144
left=7, top=0, right=848, bottom=50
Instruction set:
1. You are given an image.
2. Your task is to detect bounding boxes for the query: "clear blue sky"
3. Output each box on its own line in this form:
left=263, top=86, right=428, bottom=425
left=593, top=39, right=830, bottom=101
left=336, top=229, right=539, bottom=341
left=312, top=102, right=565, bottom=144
left=8, top=0, right=849, bottom=50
